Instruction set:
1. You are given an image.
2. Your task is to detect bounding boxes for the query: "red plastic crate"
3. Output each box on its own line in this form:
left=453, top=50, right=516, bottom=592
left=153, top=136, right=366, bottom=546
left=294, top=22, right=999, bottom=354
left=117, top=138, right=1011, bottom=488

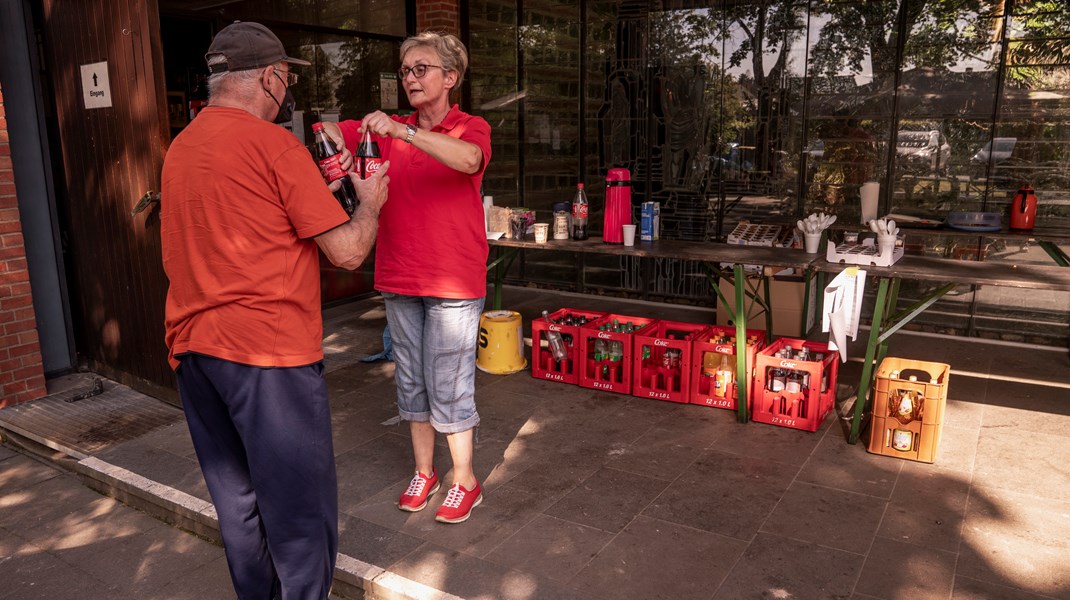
left=531, top=308, right=606, bottom=384
left=632, top=320, right=709, bottom=403
left=689, top=325, right=766, bottom=410
left=752, top=338, right=839, bottom=432
left=577, top=314, right=655, bottom=394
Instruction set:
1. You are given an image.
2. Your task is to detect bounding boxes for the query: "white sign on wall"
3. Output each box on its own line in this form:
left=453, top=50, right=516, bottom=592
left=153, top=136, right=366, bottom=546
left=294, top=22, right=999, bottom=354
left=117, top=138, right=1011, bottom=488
left=380, top=73, right=398, bottom=111
left=81, top=61, right=113, bottom=109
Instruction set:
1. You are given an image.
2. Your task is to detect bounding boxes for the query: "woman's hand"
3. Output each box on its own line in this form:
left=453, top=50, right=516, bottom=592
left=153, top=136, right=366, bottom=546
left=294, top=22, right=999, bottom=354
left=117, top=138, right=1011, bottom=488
left=360, top=111, right=406, bottom=140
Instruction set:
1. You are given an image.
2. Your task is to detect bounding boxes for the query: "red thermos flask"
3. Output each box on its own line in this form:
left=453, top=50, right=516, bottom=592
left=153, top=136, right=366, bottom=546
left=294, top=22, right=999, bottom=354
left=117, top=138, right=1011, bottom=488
left=1010, top=186, right=1037, bottom=230
left=603, top=168, right=632, bottom=244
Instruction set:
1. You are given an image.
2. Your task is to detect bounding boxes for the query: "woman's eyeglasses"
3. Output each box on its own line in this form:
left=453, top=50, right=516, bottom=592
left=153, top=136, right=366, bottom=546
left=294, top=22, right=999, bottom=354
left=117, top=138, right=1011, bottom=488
left=398, top=64, right=446, bottom=79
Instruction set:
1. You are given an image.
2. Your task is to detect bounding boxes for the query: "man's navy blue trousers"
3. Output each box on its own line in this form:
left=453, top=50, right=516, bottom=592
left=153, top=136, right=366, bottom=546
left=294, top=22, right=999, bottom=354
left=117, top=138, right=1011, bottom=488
left=177, top=353, right=338, bottom=600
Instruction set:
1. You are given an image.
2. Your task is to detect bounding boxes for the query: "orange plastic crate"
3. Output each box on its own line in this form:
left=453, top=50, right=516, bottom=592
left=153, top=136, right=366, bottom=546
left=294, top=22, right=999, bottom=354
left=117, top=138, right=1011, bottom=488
left=867, top=357, right=950, bottom=463
left=689, top=325, right=766, bottom=410
left=577, top=314, right=654, bottom=394
left=531, top=308, right=606, bottom=385
left=752, top=338, right=838, bottom=432
left=631, top=320, right=709, bottom=403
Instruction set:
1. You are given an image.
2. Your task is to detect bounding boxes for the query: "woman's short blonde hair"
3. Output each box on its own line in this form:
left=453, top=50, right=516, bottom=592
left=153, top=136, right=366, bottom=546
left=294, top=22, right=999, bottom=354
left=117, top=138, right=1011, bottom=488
left=400, top=32, right=469, bottom=93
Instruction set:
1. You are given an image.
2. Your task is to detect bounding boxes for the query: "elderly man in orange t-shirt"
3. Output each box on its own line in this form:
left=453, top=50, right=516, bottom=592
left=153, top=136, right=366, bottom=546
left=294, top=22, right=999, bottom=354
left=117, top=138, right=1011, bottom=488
left=160, top=22, right=388, bottom=600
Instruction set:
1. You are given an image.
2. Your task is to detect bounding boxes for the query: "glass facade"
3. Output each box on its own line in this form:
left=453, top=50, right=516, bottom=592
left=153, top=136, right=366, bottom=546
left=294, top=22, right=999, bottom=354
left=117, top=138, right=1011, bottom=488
left=470, top=0, right=1069, bottom=345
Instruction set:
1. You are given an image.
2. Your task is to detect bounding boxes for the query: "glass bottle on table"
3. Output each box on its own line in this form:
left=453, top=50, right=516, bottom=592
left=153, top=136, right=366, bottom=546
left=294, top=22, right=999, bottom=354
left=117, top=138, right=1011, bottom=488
left=571, top=183, right=589, bottom=240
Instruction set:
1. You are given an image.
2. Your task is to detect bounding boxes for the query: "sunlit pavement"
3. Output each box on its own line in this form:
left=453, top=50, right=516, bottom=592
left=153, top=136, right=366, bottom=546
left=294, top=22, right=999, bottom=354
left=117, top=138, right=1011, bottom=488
left=2, top=286, right=1069, bottom=600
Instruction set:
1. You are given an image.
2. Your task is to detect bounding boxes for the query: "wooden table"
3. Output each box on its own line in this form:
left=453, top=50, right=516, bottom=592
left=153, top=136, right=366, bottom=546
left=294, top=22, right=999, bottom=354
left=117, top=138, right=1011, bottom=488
left=488, top=236, right=1070, bottom=436
left=812, top=255, right=1070, bottom=442
left=487, top=237, right=820, bottom=423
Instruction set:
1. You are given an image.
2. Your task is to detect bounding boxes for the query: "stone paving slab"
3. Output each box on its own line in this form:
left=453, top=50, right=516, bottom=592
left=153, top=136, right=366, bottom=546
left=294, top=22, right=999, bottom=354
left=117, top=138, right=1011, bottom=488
left=3, top=286, right=1070, bottom=599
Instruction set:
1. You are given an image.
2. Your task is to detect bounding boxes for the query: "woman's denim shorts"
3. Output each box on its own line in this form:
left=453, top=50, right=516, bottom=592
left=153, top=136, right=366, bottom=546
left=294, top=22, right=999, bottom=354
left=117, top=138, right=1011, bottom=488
left=382, top=292, right=484, bottom=434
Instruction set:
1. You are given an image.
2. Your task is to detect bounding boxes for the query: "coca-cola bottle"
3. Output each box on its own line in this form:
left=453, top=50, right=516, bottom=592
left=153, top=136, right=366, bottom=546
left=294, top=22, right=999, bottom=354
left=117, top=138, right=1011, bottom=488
left=311, top=122, right=358, bottom=215
left=571, top=183, right=589, bottom=240
left=356, top=129, right=383, bottom=179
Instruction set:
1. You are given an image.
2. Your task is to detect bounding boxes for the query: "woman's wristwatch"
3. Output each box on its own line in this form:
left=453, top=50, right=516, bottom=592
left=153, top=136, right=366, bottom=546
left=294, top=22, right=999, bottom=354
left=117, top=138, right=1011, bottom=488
left=404, top=124, right=417, bottom=144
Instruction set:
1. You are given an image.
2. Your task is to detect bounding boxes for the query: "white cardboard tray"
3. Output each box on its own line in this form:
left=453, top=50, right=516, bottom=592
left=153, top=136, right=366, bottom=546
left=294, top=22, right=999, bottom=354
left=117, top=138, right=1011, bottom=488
left=826, top=239, right=904, bottom=267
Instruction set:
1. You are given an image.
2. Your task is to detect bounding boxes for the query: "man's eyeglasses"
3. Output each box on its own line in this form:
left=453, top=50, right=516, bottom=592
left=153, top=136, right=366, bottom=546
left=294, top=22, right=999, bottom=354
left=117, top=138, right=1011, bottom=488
left=398, top=64, right=446, bottom=79
left=273, top=68, right=299, bottom=87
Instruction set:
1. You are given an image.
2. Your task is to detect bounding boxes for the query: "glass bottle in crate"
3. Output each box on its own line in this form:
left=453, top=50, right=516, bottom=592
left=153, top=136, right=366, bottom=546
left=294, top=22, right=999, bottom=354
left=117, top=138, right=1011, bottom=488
left=714, top=354, right=733, bottom=398
left=701, top=351, right=718, bottom=393
left=541, top=310, right=568, bottom=362
left=608, top=340, right=624, bottom=382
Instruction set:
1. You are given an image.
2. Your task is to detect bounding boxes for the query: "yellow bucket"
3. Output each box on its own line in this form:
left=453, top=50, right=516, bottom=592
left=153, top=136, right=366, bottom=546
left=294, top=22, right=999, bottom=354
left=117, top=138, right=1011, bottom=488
left=476, top=310, right=527, bottom=374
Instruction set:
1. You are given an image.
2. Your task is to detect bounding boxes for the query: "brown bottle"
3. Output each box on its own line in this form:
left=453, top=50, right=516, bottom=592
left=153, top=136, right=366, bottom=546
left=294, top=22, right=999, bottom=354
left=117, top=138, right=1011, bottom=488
left=356, top=130, right=383, bottom=180
left=311, top=122, right=358, bottom=215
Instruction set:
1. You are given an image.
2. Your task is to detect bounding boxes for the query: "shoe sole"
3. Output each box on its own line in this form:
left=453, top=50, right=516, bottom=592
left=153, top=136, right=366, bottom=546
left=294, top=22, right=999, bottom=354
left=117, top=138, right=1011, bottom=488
left=434, top=493, right=483, bottom=524
left=397, top=481, right=440, bottom=512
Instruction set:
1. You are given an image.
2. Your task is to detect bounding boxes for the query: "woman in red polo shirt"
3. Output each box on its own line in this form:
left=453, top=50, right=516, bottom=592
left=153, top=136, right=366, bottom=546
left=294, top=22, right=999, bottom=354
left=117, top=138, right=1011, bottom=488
left=325, top=32, right=490, bottom=524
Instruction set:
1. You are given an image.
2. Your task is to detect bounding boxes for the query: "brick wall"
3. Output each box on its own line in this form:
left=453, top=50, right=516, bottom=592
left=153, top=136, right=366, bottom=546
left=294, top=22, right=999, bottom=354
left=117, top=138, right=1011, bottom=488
left=0, top=85, right=48, bottom=408
left=416, top=0, right=460, bottom=34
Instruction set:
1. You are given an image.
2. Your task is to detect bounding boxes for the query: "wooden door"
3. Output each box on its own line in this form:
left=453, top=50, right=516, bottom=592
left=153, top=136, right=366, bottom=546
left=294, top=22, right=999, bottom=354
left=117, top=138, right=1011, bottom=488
left=40, top=0, right=174, bottom=397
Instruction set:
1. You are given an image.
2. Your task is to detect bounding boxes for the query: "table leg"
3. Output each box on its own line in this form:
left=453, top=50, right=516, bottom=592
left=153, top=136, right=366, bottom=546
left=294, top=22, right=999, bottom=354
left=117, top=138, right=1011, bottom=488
left=1038, top=240, right=1069, bottom=267
left=734, top=263, right=749, bottom=423
left=875, top=278, right=901, bottom=368
left=486, top=247, right=520, bottom=310
left=849, top=276, right=891, bottom=444
left=762, top=272, right=773, bottom=337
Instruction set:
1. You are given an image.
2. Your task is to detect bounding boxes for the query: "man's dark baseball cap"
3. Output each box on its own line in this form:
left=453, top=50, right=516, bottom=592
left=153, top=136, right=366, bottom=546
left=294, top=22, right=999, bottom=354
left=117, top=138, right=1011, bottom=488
left=205, top=21, right=310, bottom=74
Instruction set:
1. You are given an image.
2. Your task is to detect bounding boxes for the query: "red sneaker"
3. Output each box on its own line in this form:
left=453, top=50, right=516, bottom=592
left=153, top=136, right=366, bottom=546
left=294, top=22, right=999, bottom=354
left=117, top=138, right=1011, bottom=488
left=397, top=470, right=440, bottom=512
left=434, top=481, right=483, bottom=524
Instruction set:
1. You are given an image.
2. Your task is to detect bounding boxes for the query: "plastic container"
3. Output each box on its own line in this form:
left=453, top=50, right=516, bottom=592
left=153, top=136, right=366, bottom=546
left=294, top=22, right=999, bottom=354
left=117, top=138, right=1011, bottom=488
left=867, top=357, right=951, bottom=463
left=752, top=338, right=839, bottom=432
left=689, top=325, right=766, bottom=410
left=631, top=320, right=708, bottom=403
left=531, top=308, right=606, bottom=384
left=577, top=314, right=654, bottom=394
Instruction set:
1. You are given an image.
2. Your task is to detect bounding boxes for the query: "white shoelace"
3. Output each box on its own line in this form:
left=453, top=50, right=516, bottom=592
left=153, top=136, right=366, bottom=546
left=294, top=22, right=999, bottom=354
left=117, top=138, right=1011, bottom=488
left=403, top=474, right=428, bottom=497
left=441, top=484, right=466, bottom=508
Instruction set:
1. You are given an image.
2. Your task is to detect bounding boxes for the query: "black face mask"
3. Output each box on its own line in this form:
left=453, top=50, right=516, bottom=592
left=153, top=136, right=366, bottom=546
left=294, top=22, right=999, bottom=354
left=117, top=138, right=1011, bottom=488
left=274, top=87, right=296, bottom=124
left=266, top=71, right=296, bottom=124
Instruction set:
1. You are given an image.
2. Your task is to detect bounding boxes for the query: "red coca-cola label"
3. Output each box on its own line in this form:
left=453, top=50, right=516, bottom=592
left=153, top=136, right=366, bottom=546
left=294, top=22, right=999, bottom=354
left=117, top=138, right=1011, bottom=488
left=360, top=157, right=384, bottom=179
left=318, top=155, right=346, bottom=183
left=572, top=203, right=588, bottom=219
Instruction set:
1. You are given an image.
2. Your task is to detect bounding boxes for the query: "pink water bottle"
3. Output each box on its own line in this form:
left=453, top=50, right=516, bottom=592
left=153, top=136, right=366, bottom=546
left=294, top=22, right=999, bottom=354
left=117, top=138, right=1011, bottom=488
left=603, top=168, right=632, bottom=244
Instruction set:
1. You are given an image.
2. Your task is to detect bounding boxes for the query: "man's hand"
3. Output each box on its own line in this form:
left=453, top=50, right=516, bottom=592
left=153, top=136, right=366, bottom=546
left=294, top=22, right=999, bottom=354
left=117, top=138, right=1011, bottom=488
left=350, top=160, right=390, bottom=217
left=313, top=160, right=390, bottom=271
left=326, top=146, right=356, bottom=193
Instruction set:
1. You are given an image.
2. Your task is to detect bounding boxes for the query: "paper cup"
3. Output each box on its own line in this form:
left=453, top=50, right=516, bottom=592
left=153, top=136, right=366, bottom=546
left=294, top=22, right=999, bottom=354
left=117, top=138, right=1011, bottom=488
left=878, top=235, right=896, bottom=256
left=533, top=223, right=549, bottom=244
left=622, top=224, right=637, bottom=246
left=803, top=232, right=822, bottom=254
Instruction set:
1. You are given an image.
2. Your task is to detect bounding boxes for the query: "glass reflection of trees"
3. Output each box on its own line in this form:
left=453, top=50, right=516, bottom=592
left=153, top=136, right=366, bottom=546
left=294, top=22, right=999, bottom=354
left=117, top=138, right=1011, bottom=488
left=638, top=0, right=1070, bottom=223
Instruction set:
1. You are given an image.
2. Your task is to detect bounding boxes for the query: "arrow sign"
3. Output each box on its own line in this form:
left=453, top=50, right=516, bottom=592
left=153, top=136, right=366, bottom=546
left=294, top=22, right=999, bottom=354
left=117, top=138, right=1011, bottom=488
left=80, top=61, right=112, bottom=109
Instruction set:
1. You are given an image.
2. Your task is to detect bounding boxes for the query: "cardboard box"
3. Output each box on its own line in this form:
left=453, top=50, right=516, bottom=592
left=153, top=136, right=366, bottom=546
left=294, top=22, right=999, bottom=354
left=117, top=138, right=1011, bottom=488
left=716, top=275, right=817, bottom=338
left=640, top=202, right=660, bottom=241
